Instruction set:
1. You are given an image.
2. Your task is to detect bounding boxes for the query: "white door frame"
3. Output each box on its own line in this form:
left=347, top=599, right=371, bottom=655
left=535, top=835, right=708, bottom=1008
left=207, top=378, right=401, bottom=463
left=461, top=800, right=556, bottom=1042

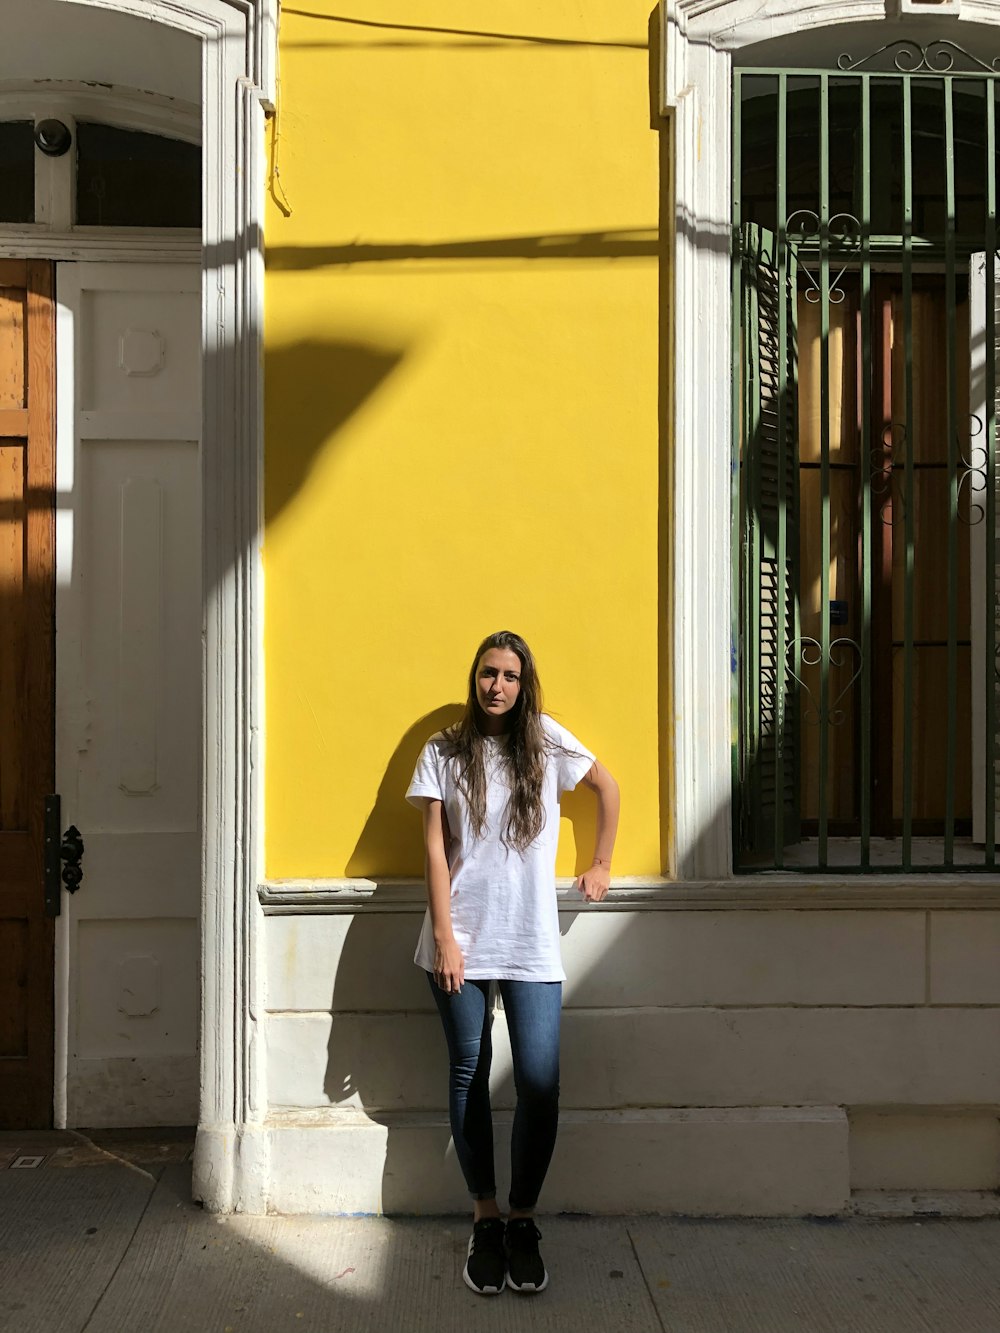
left=57, top=0, right=276, bottom=1211
left=659, top=0, right=1000, bottom=879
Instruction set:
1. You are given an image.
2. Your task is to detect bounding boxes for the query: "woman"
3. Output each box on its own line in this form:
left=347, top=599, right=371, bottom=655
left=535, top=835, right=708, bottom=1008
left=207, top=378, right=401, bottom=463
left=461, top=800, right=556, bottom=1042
left=406, top=630, right=620, bottom=1296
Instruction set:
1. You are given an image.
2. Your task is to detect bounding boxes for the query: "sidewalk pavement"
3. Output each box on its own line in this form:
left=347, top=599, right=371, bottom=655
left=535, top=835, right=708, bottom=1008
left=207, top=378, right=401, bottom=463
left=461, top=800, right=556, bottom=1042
left=2, top=1131, right=999, bottom=1333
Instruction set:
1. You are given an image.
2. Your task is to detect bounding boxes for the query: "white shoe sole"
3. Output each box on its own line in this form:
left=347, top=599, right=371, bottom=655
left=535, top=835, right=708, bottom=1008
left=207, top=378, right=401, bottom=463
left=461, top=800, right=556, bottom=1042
left=463, top=1262, right=503, bottom=1296
left=506, top=1271, right=549, bottom=1293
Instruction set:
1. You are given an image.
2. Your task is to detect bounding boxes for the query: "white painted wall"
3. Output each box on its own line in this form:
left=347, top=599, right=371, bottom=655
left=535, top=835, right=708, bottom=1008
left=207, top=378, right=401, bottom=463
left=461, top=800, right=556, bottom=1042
left=1, top=0, right=200, bottom=103
left=258, top=897, right=1000, bottom=1215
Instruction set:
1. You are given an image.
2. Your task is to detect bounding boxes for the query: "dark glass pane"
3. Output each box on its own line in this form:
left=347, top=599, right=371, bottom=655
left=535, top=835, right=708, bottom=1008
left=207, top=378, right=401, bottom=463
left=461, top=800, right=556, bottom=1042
left=827, top=79, right=860, bottom=225
left=76, top=122, right=200, bottom=227
left=869, top=79, right=902, bottom=238
left=0, top=122, right=35, bottom=224
left=786, top=78, right=820, bottom=228
left=740, top=75, right=778, bottom=233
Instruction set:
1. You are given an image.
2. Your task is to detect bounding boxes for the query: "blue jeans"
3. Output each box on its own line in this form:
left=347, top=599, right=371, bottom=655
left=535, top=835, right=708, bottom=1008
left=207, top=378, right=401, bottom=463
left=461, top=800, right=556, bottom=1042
left=427, top=974, right=562, bottom=1210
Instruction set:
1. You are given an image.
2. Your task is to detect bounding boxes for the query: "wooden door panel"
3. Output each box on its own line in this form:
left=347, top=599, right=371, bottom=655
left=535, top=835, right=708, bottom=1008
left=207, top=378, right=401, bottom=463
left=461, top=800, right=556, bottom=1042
left=0, top=259, right=55, bottom=1129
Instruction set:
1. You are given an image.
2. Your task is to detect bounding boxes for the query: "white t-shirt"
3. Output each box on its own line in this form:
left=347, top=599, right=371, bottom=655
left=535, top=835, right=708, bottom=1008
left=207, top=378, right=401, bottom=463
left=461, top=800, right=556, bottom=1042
left=406, top=715, right=596, bottom=982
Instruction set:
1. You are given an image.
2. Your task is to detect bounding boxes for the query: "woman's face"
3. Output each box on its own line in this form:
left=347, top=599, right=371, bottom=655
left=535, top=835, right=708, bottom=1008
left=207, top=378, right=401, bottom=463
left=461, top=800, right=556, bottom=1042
left=475, top=647, right=523, bottom=727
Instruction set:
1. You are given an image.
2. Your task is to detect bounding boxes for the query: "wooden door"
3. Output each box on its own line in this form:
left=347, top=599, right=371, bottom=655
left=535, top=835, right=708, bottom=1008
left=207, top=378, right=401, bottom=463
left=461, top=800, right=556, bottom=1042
left=0, top=260, right=55, bottom=1129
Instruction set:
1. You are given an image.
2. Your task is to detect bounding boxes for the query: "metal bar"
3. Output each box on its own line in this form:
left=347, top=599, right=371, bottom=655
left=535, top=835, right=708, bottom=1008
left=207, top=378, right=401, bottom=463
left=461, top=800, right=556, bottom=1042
left=731, top=72, right=744, bottom=867
left=945, top=77, right=959, bottom=867
left=790, top=242, right=802, bottom=858
left=738, top=862, right=1000, bottom=876
left=860, top=76, right=873, bottom=869
left=987, top=81, right=997, bottom=870
left=819, top=73, right=831, bottom=867
left=750, top=233, right=764, bottom=851
left=902, top=77, right=916, bottom=872
left=775, top=74, right=788, bottom=866
left=43, top=794, right=62, bottom=919
left=737, top=63, right=1000, bottom=79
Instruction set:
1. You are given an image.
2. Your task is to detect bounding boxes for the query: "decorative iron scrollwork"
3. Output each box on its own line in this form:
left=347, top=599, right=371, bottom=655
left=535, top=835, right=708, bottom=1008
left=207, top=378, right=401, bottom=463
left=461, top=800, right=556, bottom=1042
left=60, top=825, right=84, bottom=893
left=959, top=414, right=989, bottom=527
left=786, top=637, right=863, bottom=727
left=838, top=40, right=1000, bottom=75
left=786, top=210, right=861, bottom=304
left=871, top=423, right=906, bottom=527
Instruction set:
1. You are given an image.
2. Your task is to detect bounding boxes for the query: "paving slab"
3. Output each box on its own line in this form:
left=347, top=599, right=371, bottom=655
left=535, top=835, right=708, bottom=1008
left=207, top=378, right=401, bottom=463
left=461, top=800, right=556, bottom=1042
left=0, top=1127, right=194, bottom=1171
left=6, top=1144, right=1000, bottom=1333
left=628, top=1215, right=1000, bottom=1333
left=0, top=1165, right=156, bottom=1333
left=86, top=1168, right=661, bottom=1333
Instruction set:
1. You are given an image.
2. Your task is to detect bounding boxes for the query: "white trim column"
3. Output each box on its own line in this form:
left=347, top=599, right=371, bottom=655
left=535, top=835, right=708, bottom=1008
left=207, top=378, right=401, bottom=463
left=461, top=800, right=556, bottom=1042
left=194, top=22, right=268, bottom=1215
left=663, top=2, right=739, bottom=879
left=62, top=0, right=274, bottom=1212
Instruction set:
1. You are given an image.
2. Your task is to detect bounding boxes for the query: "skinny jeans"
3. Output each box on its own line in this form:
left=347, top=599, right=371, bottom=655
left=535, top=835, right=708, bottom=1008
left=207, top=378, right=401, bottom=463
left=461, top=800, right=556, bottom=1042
left=427, top=974, right=561, bottom=1210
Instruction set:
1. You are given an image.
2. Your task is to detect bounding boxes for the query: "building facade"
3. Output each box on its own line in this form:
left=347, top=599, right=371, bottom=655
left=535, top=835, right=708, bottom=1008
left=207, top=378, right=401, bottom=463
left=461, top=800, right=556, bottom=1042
left=1, top=0, right=999, bottom=1216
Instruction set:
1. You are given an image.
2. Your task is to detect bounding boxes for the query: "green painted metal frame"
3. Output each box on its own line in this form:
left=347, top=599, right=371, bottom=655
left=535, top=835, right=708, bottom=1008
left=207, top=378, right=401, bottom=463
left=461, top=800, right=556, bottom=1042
left=987, top=84, right=998, bottom=871
left=732, top=58, right=1000, bottom=873
left=902, top=77, right=916, bottom=873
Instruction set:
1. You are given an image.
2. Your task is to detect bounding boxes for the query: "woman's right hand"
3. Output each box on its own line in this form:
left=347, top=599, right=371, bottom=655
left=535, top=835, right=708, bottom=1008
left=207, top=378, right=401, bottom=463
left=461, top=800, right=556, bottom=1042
left=433, top=937, right=465, bottom=994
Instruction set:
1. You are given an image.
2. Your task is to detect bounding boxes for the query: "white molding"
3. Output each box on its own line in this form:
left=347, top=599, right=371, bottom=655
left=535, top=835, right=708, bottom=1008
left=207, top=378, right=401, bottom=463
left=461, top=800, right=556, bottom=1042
left=662, top=1, right=741, bottom=879
left=59, top=0, right=272, bottom=1213
left=0, top=228, right=200, bottom=262
left=258, top=876, right=1000, bottom=914
left=660, top=0, right=1000, bottom=880
left=899, top=0, right=963, bottom=15
left=63, top=0, right=278, bottom=108
left=0, top=81, right=201, bottom=141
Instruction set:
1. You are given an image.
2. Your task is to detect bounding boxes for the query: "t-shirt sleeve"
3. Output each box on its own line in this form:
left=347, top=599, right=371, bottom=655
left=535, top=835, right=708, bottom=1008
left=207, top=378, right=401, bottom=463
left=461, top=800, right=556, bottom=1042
left=544, top=716, right=597, bottom=794
left=405, top=737, right=445, bottom=806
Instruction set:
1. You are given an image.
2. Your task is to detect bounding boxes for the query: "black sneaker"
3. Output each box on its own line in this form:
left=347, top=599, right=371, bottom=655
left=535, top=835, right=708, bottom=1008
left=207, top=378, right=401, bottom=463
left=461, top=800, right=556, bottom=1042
left=504, top=1218, right=549, bottom=1293
left=463, top=1217, right=506, bottom=1295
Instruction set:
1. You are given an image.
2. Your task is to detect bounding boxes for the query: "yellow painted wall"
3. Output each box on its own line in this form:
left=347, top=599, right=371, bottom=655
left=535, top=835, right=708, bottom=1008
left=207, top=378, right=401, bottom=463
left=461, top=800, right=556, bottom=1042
left=264, top=1, right=667, bottom=878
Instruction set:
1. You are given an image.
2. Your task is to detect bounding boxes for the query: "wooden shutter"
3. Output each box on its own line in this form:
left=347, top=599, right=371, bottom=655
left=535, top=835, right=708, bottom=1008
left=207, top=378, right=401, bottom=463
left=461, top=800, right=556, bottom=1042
left=0, top=260, right=55, bottom=1128
left=737, top=225, right=801, bottom=859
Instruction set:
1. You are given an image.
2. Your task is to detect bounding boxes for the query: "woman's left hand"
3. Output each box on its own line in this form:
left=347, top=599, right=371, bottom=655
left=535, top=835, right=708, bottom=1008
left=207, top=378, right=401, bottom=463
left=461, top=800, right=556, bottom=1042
left=574, top=863, right=610, bottom=902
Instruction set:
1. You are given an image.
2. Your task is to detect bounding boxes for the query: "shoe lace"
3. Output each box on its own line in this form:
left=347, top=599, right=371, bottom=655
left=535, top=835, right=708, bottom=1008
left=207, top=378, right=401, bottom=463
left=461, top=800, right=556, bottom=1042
left=472, top=1220, right=505, bottom=1253
left=507, top=1220, right=541, bottom=1251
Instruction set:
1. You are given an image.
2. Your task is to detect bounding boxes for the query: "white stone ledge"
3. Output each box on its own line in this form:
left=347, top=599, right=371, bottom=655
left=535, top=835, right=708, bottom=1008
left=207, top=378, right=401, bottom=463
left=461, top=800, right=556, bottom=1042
left=263, top=1105, right=850, bottom=1216
left=851, top=1190, right=1000, bottom=1219
left=259, top=875, right=1000, bottom=914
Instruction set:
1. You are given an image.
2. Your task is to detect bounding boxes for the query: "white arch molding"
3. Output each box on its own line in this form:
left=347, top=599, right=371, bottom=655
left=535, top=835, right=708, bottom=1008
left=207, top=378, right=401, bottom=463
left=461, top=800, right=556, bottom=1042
left=660, top=0, right=1000, bottom=880
left=58, top=0, right=277, bottom=1211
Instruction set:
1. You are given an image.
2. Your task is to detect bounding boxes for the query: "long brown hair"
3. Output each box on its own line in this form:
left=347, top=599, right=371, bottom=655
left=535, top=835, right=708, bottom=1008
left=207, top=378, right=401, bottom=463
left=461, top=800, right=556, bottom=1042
left=443, top=630, right=548, bottom=852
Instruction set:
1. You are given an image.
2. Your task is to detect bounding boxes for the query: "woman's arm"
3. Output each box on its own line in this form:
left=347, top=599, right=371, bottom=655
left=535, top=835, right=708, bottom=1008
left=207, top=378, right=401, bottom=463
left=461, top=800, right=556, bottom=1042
left=421, top=798, right=465, bottom=992
left=574, top=760, right=620, bottom=902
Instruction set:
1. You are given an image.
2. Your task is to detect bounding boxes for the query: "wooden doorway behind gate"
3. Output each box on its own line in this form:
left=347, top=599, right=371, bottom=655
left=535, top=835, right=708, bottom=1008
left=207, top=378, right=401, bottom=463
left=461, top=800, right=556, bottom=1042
left=0, top=260, right=55, bottom=1129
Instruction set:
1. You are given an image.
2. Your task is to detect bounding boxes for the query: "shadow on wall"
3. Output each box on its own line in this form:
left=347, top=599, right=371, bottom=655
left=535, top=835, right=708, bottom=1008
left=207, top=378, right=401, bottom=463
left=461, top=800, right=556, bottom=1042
left=266, top=228, right=660, bottom=273
left=279, top=8, right=648, bottom=51
left=264, top=337, right=408, bottom=532
left=321, top=898, right=676, bottom=1213
left=347, top=707, right=605, bottom=880
left=347, top=706, right=462, bottom=878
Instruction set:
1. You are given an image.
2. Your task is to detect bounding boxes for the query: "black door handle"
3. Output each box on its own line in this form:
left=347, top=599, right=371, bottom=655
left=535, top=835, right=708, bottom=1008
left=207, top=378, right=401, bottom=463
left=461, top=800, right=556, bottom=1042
left=60, top=825, right=84, bottom=893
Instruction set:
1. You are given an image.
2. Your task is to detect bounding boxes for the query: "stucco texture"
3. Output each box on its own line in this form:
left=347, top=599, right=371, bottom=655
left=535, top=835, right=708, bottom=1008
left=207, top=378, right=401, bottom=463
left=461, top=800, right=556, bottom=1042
left=263, top=2, right=664, bottom=877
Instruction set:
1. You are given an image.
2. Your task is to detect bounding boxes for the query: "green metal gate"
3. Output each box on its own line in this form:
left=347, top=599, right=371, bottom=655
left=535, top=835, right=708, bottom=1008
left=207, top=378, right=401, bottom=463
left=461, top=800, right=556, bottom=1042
left=733, top=39, right=999, bottom=872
